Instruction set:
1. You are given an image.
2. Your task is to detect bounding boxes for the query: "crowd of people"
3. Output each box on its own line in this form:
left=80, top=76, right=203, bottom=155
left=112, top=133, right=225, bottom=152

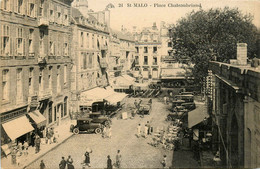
left=38, top=149, right=123, bottom=169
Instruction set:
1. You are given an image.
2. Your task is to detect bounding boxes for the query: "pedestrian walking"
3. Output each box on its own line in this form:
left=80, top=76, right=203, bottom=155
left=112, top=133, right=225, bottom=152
left=84, top=152, right=91, bottom=167
left=40, top=160, right=46, bottom=169
left=53, top=130, right=59, bottom=143
left=164, top=96, right=167, bottom=104
left=59, top=157, right=67, bottom=169
left=107, top=155, right=113, bottom=169
left=23, top=141, right=29, bottom=156
left=146, top=121, right=151, bottom=135
left=17, top=141, right=23, bottom=156
left=47, top=128, right=52, bottom=144
left=102, top=125, right=107, bottom=138
left=161, top=155, right=167, bottom=168
left=115, top=150, right=122, bottom=168
left=144, top=125, right=148, bottom=138
left=67, top=155, right=74, bottom=169
left=50, top=128, right=54, bottom=143
left=108, top=126, right=112, bottom=138
left=137, top=124, right=141, bottom=138
left=35, top=135, right=41, bottom=153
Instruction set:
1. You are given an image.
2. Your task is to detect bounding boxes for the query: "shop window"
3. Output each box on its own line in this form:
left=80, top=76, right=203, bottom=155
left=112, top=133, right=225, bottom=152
left=2, top=69, right=9, bottom=101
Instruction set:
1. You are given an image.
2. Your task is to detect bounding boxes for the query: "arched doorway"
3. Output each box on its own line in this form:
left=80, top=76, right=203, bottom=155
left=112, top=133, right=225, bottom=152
left=230, top=114, right=239, bottom=167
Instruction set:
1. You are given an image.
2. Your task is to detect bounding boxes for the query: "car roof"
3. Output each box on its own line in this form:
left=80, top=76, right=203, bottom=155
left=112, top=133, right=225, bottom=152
left=76, top=115, right=92, bottom=121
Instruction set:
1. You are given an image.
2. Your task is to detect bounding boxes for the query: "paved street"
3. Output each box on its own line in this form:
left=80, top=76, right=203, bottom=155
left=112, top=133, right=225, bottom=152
left=28, top=98, right=174, bottom=168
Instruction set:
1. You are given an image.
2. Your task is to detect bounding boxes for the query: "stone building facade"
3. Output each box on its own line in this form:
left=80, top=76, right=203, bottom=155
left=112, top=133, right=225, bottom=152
left=109, top=29, right=135, bottom=78
left=70, top=5, right=110, bottom=112
left=209, top=61, right=260, bottom=168
left=0, top=0, right=73, bottom=145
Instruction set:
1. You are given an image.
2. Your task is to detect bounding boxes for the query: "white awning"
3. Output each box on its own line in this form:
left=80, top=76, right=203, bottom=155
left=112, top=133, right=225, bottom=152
left=28, top=110, right=47, bottom=127
left=188, top=103, right=209, bottom=128
left=2, top=116, right=34, bottom=140
left=80, top=87, right=117, bottom=105
left=105, top=92, right=127, bottom=105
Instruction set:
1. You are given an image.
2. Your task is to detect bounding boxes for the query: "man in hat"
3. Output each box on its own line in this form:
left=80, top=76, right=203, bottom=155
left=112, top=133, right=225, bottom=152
left=59, top=157, right=66, bottom=169
left=107, top=155, right=112, bottom=169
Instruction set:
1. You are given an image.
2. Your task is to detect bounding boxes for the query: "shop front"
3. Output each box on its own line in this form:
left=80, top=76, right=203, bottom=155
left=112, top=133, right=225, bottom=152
left=1, top=111, right=35, bottom=158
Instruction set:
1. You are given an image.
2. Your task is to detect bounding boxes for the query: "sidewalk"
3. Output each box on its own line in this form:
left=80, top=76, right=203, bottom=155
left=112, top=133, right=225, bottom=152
left=1, top=118, right=75, bottom=169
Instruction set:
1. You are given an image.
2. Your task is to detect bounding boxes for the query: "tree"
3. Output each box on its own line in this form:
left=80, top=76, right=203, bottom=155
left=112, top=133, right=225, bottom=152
left=171, top=7, right=258, bottom=86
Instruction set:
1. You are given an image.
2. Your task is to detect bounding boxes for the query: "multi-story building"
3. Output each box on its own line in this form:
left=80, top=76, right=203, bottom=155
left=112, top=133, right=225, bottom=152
left=0, top=0, right=73, bottom=145
left=70, top=1, right=110, bottom=112
left=209, top=57, right=260, bottom=167
left=109, top=29, right=135, bottom=77
left=133, top=23, right=161, bottom=81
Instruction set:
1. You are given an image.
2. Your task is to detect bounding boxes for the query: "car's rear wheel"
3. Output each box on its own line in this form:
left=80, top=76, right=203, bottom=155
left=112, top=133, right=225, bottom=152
left=95, top=128, right=102, bottom=134
left=167, top=116, right=172, bottom=121
left=73, top=128, right=80, bottom=135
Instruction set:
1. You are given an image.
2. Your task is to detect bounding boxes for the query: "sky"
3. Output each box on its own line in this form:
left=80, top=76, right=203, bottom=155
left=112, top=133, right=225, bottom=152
left=87, top=0, right=260, bottom=31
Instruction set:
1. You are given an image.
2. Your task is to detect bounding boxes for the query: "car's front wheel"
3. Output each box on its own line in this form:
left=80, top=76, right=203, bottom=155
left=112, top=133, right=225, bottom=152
left=73, top=128, right=80, bottom=135
left=95, top=128, right=102, bottom=134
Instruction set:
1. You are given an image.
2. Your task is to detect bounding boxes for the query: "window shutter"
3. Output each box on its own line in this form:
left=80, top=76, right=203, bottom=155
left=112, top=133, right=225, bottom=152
left=0, top=0, right=4, bottom=10
left=23, top=38, right=25, bottom=56
left=10, top=37, right=12, bottom=56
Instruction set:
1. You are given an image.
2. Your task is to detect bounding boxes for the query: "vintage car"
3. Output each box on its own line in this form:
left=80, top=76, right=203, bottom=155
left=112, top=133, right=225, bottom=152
left=70, top=117, right=103, bottom=134
left=139, top=104, right=151, bottom=115
left=88, top=112, right=112, bottom=126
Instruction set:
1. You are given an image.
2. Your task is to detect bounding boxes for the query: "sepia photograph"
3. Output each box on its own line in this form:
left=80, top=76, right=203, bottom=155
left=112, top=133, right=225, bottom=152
left=0, top=0, right=259, bottom=168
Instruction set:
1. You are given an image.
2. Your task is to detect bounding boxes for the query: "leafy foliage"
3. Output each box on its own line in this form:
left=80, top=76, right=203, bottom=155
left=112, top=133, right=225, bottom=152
left=171, top=7, right=258, bottom=85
